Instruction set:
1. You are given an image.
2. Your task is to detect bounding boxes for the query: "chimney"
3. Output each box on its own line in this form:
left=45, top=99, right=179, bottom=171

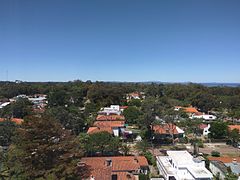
left=232, top=159, right=238, bottom=165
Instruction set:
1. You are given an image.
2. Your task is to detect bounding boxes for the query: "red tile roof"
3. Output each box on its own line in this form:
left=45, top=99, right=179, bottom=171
left=228, top=125, right=240, bottom=132
left=81, top=156, right=148, bottom=180
left=93, top=121, right=125, bottom=128
left=152, top=123, right=179, bottom=135
left=0, top=118, right=24, bottom=125
left=120, top=106, right=129, bottom=109
left=199, top=124, right=208, bottom=130
left=87, top=127, right=113, bottom=134
left=208, top=157, right=240, bottom=163
left=96, top=115, right=125, bottom=121
left=183, top=107, right=199, bottom=113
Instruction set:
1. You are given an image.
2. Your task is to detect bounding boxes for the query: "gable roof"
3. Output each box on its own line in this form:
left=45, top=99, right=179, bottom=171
left=183, top=107, right=199, bottom=113
left=93, top=121, right=125, bottom=128
left=152, top=123, right=182, bottom=135
left=81, top=156, right=148, bottom=180
left=87, top=127, right=113, bottom=134
left=96, top=115, right=125, bottom=121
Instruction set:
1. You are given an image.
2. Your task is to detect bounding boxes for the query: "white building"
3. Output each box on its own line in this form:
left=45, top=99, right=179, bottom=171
left=98, top=105, right=121, bottom=115
left=190, top=114, right=217, bottom=121
left=0, top=102, right=11, bottom=109
left=209, top=161, right=227, bottom=180
left=156, top=151, right=213, bottom=180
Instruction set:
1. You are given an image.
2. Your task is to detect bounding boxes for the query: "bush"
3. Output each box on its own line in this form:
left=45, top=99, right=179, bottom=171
left=211, top=151, right=220, bottom=157
left=143, top=151, right=156, bottom=166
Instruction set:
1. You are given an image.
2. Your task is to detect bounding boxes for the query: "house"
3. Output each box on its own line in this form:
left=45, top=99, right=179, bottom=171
left=152, top=123, right=185, bottom=142
left=174, top=106, right=199, bottom=114
left=209, top=160, right=228, bottom=180
left=81, top=156, right=149, bottom=180
left=96, top=115, right=125, bottom=121
left=87, top=121, right=126, bottom=137
left=156, top=150, right=213, bottom=180
left=208, top=157, right=240, bottom=177
left=190, top=113, right=217, bottom=121
left=198, top=124, right=211, bottom=136
left=98, top=105, right=122, bottom=115
left=126, top=92, right=145, bottom=102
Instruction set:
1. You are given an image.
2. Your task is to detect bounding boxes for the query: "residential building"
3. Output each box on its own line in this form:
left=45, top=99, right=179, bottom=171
left=174, top=106, right=217, bottom=121
left=156, top=150, right=213, bottom=180
left=126, top=92, right=145, bottom=101
left=198, top=124, right=211, bottom=136
left=208, top=157, right=240, bottom=177
left=96, top=115, right=125, bottom=121
left=98, top=105, right=122, bottom=115
left=152, top=123, right=185, bottom=143
left=81, top=156, right=149, bottom=180
left=209, top=161, right=228, bottom=180
left=190, top=113, right=217, bottom=121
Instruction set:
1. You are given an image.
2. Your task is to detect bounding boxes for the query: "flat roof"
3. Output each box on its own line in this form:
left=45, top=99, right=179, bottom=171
left=167, top=151, right=193, bottom=166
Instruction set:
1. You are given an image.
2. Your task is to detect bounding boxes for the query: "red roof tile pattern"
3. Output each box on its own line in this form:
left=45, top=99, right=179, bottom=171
left=199, top=124, right=208, bottom=130
left=81, top=156, right=148, bottom=180
left=228, top=125, right=240, bottom=132
left=152, top=123, right=179, bottom=135
left=87, top=127, right=113, bottom=134
left=93, top=121, right=125, bottom=128
left=208, top=157, right=240, bottom=163
left=96, top=115, right=125, bottom=121
left=183, top=107, right=199, bottom=113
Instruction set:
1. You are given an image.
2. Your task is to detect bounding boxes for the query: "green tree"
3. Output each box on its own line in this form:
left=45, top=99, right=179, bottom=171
left=123, top=106, right=140, bottom=124
left=82, top=132, right=122, bottom=156
left=209, top=121, right=228, bottom=139
left=5, top=115, right=89, bottom=179
left=228, top=128, right=239, bottom=146
left=0, top=120, right=17, bottom=146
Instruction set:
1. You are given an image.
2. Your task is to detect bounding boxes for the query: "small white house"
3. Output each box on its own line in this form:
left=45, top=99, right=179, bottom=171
left=98, top=105, right=121, bottom=115
left=190, top=114, right=217, bottom=121
left=156, top=151, right=213, bottom=180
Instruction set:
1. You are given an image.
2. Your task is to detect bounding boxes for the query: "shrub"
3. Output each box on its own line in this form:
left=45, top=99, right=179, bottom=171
left=211, top=151, right=220, bottom=157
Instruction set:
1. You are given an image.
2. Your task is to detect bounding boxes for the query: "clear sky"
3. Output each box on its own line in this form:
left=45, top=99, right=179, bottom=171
left=0, top=0, right=240, bottom=82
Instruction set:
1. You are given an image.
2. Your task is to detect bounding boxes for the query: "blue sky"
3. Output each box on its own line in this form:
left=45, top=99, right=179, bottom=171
left=0, top=0, right=240, bottom=82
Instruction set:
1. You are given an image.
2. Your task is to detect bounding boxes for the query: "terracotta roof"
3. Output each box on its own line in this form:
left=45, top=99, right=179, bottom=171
left=96, top=115, right=125, bottom=121
left=228, top=125, right=240, bottom=132
left=199, top=124, right=208, bottom=130
left=112, top=172, right=136, bottom=180
left=87, top=127, right=113, bottom=134
left=152, top=123, right=179, bottom=135
left=81, top=156, right=148, bottom=180
left=208, top=157, right=240, bottom=163
left=120, top=106, right=129, bottom=109
left=94, top=121, right=125, bottom=128
left=0, top=118, right=24, bottom=125
left=183, top=107, right=199, bottom=113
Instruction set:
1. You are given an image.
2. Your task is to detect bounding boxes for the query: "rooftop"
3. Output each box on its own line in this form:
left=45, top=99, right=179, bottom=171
left=93, top=121, right=125, bottom=128
left=81, top=156, right=148, bottom=180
